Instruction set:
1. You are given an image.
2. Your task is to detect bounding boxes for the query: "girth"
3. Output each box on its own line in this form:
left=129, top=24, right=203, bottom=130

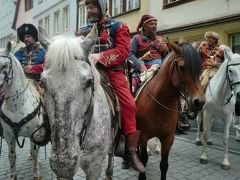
left=0, top=102, right=41, bottom=148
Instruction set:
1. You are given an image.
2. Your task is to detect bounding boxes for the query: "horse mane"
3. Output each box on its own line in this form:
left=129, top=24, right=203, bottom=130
left=46, top=36, right=101, bottom=85
left=179, top=43, right=202, bottom=78
left=47, top=36, right=85, bottom=72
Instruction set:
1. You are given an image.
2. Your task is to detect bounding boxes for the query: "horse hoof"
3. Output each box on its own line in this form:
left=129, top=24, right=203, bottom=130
left=105, top=176, right=112, bottom=180
left=195, top=141, right=202, bottom=146
left=121, top=160, right=130, bottom=169
left=221, top=164, right=231, bottom=170
left=155, top=149, right=161, bottom=155
left=200, top=158, right=208, bottom=164
left=28, top=154, right=33, bottom=160
left=138, top=173, right=146, bottom=180
left=207, top=141, right=213, bottom=145
left=33, top=176, right=42, bottom=180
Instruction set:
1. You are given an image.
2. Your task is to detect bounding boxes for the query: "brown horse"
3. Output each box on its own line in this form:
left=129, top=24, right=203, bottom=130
left=136, top=42, right=205, bottom=180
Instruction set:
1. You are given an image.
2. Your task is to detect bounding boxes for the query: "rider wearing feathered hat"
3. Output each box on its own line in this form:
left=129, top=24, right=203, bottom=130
left=199, top=31, right=224, bottom=91
left=83, top=0, right=145, bottom=173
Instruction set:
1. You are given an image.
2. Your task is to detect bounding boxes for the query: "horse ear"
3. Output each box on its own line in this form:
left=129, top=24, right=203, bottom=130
left=80, top=25, right=98, bottom=54
left=220, top=45, right=233, bottom=61
left=167, top=38, right=183, bottom=55
left=5, top=41, right=12, bottom=55
left=38, top=26, right=51, bottom=50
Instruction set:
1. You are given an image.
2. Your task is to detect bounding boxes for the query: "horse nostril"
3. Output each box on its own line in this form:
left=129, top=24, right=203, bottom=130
left=194, top=99, right=201, bottom=110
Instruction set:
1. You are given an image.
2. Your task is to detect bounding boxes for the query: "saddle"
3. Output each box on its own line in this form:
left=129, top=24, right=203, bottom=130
left=99, top=71, right=126, bottom=157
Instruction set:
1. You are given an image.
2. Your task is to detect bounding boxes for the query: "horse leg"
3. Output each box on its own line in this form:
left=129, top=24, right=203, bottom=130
left=105, top=153, right=113, bottom=180
left=221, top=118, right=231, bottom=170
left=159, top=135, right=174, bottom=180
left=138, top=137, right=148, bottom=180
left=5, top=135, right=17, bottom=180
left=196, top=111, right=203, bottom=145
left=30, top=142, right=41, bottom=179
left=154, top=137, right=161, bottom=155
left=200, top=113, right=212, bottom=164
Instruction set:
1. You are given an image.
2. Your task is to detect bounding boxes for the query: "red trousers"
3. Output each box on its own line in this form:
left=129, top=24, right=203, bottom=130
left=106, top=70, right=136, bottom=135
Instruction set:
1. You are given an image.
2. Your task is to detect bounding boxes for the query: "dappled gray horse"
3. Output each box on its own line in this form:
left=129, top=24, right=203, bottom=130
left=41, top=26, right=113, bottom=179
left=0, top=42, right=45, bottom=180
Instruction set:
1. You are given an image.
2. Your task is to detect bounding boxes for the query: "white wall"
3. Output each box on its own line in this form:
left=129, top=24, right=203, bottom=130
left=33, top=0, right=77, bottom=38
left=150, top=0, right=240, bottom=31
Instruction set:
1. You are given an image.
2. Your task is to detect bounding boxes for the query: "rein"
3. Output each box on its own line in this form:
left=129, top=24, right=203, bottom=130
left=146, top=56, right=182, bottom=113
left=79, top=60, right=95, bottom=147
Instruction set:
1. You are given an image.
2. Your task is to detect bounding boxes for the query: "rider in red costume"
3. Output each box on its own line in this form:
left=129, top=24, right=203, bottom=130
left=82, top=0, right=145, bottom=173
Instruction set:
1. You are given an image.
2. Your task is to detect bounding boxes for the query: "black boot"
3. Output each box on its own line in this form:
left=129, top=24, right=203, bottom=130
left=125, top=130, right=145, bottom=173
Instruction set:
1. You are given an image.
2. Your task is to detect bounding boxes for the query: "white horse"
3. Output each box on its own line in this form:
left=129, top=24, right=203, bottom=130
left=41, top=26, right=113, bottom=179
left=196, top=45, right=240, bottom=170
left=0, top=42, right=46, bottom=179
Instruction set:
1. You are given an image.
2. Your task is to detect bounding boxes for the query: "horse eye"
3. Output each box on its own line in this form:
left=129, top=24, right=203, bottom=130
left=179, top=66, right=184, bottom=70
left=228, top=69, right=232, bottom=74
left=84, top=79, right=93, bottom=88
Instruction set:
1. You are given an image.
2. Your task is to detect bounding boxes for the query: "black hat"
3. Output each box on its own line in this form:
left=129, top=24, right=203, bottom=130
left=17, top=23, right=38, bottom=42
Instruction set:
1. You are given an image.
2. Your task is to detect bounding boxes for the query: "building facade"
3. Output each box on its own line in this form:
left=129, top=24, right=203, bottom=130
left=0, top=0, right=16, bottom=48
left=77, top=0, right=240, bottom=53
left=34, top=0, right=77, bottom=38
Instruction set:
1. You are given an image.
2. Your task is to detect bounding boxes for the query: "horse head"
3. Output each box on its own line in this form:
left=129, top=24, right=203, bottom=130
left=220, top=45, right=240, bottom=116
left=168, top=40, right=205, bottom=118
left=41, top=26, right=99, bottom=178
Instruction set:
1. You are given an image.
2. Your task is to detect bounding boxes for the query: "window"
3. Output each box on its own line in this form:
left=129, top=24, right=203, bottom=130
left=44, top=16, right=50, bottom=35
left=126, top=0, right=140, bottom=11
left=163, top=0, right=195, bottom=9
left=38, top=19, right=43, bottom=28
left=110, top=0, right=140, bottom=17
left=79, top=5, right=87, bottom=27
left=25, top=0, right=33, bottom=11
left=63, top=6, right=70, bottom=31
left=54, top=10, right=60, bottom=34
left=231, top=33, right=240, bottom=54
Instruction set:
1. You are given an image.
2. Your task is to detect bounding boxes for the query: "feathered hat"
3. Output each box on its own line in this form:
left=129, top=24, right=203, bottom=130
left=204, top=31, right=219, bottom=40
left=17, top=23, right=38, bottom=42
left=136, top=15, right=157, bottom=34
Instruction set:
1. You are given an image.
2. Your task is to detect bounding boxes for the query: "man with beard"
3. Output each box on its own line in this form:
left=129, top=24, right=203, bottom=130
left=82, top=0, right=145, bottom=173
left=128, top=15, right=168, bottom=96
left=15, top=23, right=46, bottom=81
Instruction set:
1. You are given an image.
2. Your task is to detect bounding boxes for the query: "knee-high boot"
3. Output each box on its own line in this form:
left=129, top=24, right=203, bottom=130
left=125, top=130, right=145, bottom=173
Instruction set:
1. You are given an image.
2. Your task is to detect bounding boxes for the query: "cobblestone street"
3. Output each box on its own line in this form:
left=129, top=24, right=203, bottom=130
left=0, top=129, right=240, bottom=180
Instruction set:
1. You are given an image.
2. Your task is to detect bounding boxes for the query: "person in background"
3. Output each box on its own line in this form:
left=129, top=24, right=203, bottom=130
left=15, top=23, right=46, bottom=81
left=198, top=31, right=224, bottom=92
left=14, top=23, right=48, bottom=146
left=128, top=15, right=168, bottom=95
left=83, top=0, right=145, bottom=173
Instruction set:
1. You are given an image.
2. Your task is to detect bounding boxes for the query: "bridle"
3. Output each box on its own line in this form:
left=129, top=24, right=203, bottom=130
left=0, top=55, right=13, bottom=90
left=146, top=54, right=187, bottom=113
left=0, top=54, right=29, bottom=100
left=209, top=61, right=240, bottom=105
